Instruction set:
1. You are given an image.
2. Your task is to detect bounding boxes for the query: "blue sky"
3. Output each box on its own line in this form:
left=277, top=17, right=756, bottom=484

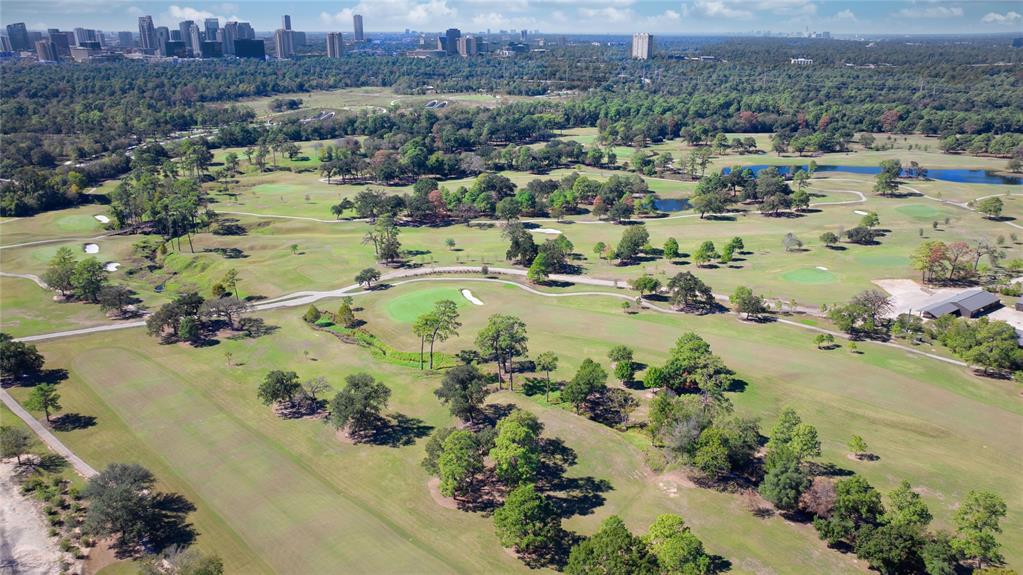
left=3, top=0, right=1021, bottom=35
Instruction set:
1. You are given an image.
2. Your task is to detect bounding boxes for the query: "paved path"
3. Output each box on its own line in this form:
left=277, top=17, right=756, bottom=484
left=0, top=388, right=98, bottom=478
left=0, top=272, right=47, bottom=289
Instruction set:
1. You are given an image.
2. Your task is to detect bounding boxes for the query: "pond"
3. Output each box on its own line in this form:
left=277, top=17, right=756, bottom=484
left=653, top=198, right=690, bottom=212
left=722, top=165, right=1021, bottom=186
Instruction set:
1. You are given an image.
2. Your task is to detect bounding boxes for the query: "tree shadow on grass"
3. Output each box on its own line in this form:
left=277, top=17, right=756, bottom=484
left=27, top=453, right=69, bottom=474
left=536, top=438, right=612, bottom=519
left=50, top=413, right=97, bottom=432
left=6, top=368, right=69, bottom=388
left=359, top=413, right=433, bottom=447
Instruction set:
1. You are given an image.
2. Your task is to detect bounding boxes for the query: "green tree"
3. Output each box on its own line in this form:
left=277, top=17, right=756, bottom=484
left=427, top=300, right=461, bottom=369
left=884, top=480, right=933, bottom=530
left=83, top=463, right=194, bottom=552
left=952, top=490, right=1007, bottom=568
left=475, top=314, right=528, bottom=390
left=562, top=358, right=608, bottom=414
left=437, top=430, right=482, bottom=498
left=534, top=351, right=559, bottom=402
left=848, top=435, right=868, bottom=458
left=644, top=514, right=712, bottom=575
left=692, top=241, right=718, bottom=267
left=854, top=523, right=924, bottom=575
left=820, top=231, right=840, bottom=247
left=434, top=364, right=487, bottom=423
left=328, top=373, right=391, bottom=436
left=730, top=285, right=768, bottom=320
left=493, top=483, right=560, bottom=555
left=43, top=247, right=77, bottom=296
left=303, top=305, right=322, bottom=323
left=489, top=409, right=542, bottom=486
left=0, top=333, right=45, bottom=381
left=976, top=197, right=1003, bottom=219
left=814, top=333, right=835, bottom=349
left=25, top=383, right=61, bottom=422
left=71, top=257, right=107, bottom=302
left=631, top=275, right=661, bottom=297
left=528, top=251, right=551, bottom=284
left=336, top=302, right=357, bottom=328
left=0, top=425, right=32, bottom=465
left=257, top=370, right=301, bottom=407
left=565, top=515, right=658, bottom=575
left=760, top=445, right=809, bottom=511
left=355, top=267, right=382, bottom=287
left=814, top=475, right=884, bottom=546
left=663, top=237, right=680, bottom=260
left=615, top=225, right=650, bottom=262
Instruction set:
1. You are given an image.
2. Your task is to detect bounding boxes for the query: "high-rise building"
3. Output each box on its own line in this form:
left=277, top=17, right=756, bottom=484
left=233, top=38, right=265, bottom=59
left=204, top=18, right=219, bottom=42
left=35, top=39, right=58, bottom=62
left=179, top=20, right=195, bottom=51
left=189, top=24, right=203, bottom=55
left=445, top=28, right=460, bottom=55
left=170, top=30, right=182, bottom=42
left=326, top=32, right=344, bottom=58
left=139, top=15, right=156, bottom=51
left=0, top=36, right=12, bottom=52
left=292, top=31, right=306, bottom=47
left=457, top=35, right=477, bottom=57
left=353, top=14, right=364, bottom=42
left=117, top=31, right=134, bottom=48
left=520, top=30, right=527, bottom=42
left=199, top=41, right=223, bottom=58
left=237, top=22, right=255, bottom=40
left=631, top=32, right=653, bottom=60
left=222, top=21, right=239, bottom=55
left=48, top=30, right=72, bottom=56
left=274, top=28, right=293, bottom=59
left=155, top=26, right=170, bottom=55
left=6, top=23, right=29, bottom=51
left=73, top=27, right=98, bottom=46
left=164, top=41, right=187, bottom=58
left=282, top=15, right=292, bottom=31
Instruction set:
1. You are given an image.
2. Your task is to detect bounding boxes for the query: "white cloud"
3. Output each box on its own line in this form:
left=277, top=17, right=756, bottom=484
left=981, top=10, right=1022, bottom=24
left=833, top=8, right=857, bottom=21
left=321, top=0, right=456, bottom=28
left=683, top=0, right=816, bottom=20
left=127, top=5, right=143, bottom=15
left=662, top=9, right=681, bottom=20
left=896, top=5, right=964, bottom=18
left=167, top=5, right=219, bottom=21
left=578, top=6, right=634, bottom=22
left=689, top=1, right=754, bottom=19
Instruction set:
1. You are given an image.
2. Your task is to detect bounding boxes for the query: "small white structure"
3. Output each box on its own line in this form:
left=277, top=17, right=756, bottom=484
left=790, top=57, right=813, bottom=65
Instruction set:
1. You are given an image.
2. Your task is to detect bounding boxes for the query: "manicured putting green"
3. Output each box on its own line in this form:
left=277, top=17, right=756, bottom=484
left=896, top=204, right=944, bottom=219
left=55, top=214, right=101, bottom=232
left=385, top=286, right=467, bottom=323
left=781, top=267, right=837, bottom=284
left=250, top=183, right=304, bottom=195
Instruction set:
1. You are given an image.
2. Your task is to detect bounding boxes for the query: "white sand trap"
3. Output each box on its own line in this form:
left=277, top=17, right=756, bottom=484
left=853, top=210, right=870, bottom=216
left=461, top=289, right=484, bottom=305
left=104, top=262, right=120, bottom=272
left=94, top=214, right=110, bottom=223
left=816, top=266, right=829, bottom=271
left=530, top=228, right=562, bottom=234
left=83, top=243, right=99, bottom=254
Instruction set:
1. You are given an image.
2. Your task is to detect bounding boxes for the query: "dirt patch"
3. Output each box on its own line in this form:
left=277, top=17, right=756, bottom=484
left=427, top=477, right=459, bottom=510
left=652, top=470, right=697, bottom=498
left=334, top=429, right=355, bottom=445
left=0, top=462, right=71, bottom=575
left=82, top=538, right=119, bottom=575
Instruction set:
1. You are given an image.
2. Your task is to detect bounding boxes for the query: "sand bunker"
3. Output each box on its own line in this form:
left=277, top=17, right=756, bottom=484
left=83, top=243, right=99, bottom=254
left=461, top=289, right=484, bottom=305
left=816, top=266, right=829, bottom=271
left=853, top=210, right=870, bottom=216
left=530, top=228, right=562, bottom=235
left=104, top=262, right=120, bottom=272
left=93, top=215, right=110, bottom=224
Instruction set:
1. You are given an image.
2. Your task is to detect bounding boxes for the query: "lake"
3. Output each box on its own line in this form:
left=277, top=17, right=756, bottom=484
left=721, top=165, right=1021, bottom=186
left=653, top=198, right=690, bottom=212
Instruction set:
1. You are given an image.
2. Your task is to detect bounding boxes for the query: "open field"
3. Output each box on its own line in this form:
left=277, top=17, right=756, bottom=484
left=8, top=279, right=1021, bottom=573
left=239, top=87, right=534, bottom=118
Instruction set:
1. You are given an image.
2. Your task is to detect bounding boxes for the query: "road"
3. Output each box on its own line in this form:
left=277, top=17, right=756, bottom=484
left=0, top=388, right=98, bottom=478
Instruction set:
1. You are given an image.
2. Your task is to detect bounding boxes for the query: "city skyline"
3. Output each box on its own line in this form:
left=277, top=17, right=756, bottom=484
left=2, top=0, right=1021, bottom=36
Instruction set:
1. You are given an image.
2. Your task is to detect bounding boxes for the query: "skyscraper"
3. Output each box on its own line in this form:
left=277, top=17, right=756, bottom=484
left=0, top=36, right=12, bottom=52
left=445, top=28, right=460, bottom=55
left=189, top=24, right=203, bottom=55
left=631, top=32, right=653, bottom=60
left=353, top=15, right=364, bottom=42
left=457, top=35, right=477, bottom=57
left=222, top=21, right=239, bottom=55
left=48, top=29, right=73, bottom=56
left=326, top=32, right=344, bottom=58
left=233, top=38, right=265, bottom=59
left=179, top=20, right=195, bottom=51
left=73, top=28, right=98, bottom=46
left=274, top=28, right=293, bottom=59
left=35, top=39, right=58, bottom=61
left=282, top=15, right=292, bottom=31
left=117, top=31, right=134, bottom=48
left=138, top=16, right=156, bottom=52
left=204, top=18, right=219, bottom=42
left=6, top=22, right=30, bottom=51
left=237, top=22, right=255, bottom=40
left=155, top=26, right=170, bottom=55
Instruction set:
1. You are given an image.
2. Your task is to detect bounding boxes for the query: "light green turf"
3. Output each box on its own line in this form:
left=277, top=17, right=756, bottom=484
left=896, top=204, right=947, bottom=220
left=781, top=267, right=837, bottom=285
left=12, top=281, right=1021, bottom=573
left=384, top=286, right=468, bottom=323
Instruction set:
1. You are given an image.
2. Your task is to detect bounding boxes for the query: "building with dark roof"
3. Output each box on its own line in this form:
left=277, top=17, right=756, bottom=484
left=921, top=289, right=1001, bottom=319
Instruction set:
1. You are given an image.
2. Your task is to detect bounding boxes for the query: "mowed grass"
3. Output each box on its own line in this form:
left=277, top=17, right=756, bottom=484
left=14, top=281, right=1021, bottom=573
left=238, top=87, right=533, bottom=118
left=384, top=285, right=468, bottom=323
